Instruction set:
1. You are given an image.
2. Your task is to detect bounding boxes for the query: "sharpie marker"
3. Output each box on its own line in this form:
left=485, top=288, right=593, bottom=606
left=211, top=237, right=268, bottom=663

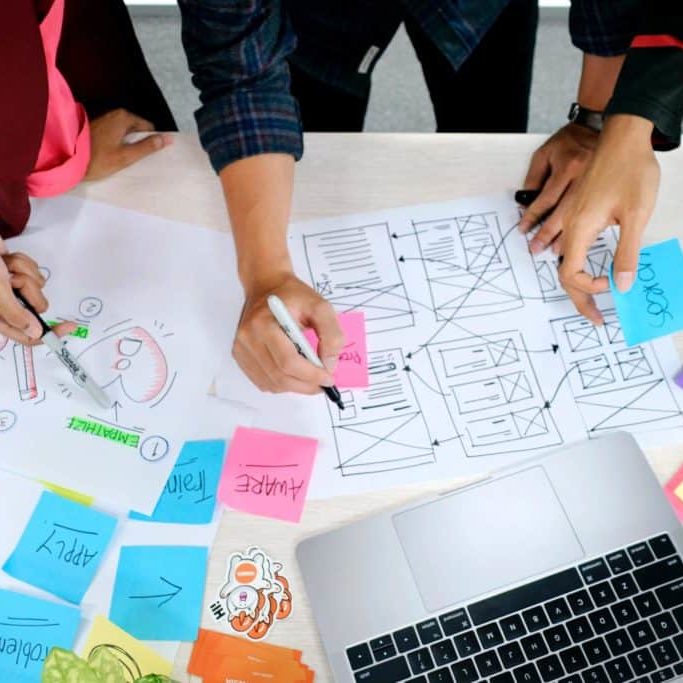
left=267, top=295, right=345, bottom=410
left=13, top=290, right=111, bottom=409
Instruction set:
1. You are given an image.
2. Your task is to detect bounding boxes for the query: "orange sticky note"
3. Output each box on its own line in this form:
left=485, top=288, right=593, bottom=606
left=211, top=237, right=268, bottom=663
left=664, top=462, right=683, bottom=522
left=218, top=428, right=318, bottom=523
left=304, top=311, right=368, bottom=388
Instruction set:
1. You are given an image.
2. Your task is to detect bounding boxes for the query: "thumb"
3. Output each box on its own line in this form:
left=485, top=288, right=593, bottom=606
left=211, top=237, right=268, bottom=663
left=612, top=218, right=646, bottom=294
left=308, top=302, right=344, bottom=373
left=117, top=134, right=170, bottom=170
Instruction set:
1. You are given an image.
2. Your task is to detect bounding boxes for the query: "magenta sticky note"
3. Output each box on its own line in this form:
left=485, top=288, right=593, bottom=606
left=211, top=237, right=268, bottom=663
left=304, top=311, right=369, bottom=388
left=218, top=427, right=318, bottom=523
left=664, top=462, right=683, bottom=522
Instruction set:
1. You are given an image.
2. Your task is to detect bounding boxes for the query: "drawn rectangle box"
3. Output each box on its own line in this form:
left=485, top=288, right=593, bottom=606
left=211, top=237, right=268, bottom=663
left=328, top=348, right=435, bottom=477
left=302, top=223, right=414, bottom=334
left=413, top=213, right=523, bottom=322
left=426, top=331, right=563, bottom=457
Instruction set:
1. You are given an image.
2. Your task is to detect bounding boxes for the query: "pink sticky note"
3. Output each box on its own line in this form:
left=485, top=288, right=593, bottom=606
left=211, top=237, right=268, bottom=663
left=218, top=427, right=318, bottom=523
left=304, top=311, right=369, bottom=388
left=664, top=462, right=683, bottom=522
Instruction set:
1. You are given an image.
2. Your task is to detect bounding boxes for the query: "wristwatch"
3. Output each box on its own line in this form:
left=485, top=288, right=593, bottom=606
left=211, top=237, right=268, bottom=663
left=567, top=102, right=604, bottom=133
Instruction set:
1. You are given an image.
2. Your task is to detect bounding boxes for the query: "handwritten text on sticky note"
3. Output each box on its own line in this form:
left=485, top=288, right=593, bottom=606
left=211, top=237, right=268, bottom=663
left=2, top=491, right=117, bottom=604
left=109, top=545, right=208, bottom=641
left=218, top=427, right=318, bottom=523
left=304, top=311, right=368, bottom=388
left=0, top=588, right=80, bottom=681
left=610, top=238, right=683, bottom=346
left=130, top=440, right=227, bottom=524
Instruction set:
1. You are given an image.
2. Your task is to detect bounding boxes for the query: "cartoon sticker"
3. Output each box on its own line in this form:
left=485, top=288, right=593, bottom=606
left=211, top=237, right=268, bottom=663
left=208, top=547, right=293, bottom=641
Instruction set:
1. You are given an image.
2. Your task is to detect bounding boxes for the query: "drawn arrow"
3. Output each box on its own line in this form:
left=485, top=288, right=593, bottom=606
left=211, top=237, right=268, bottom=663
left=543, top=365, right=580, bottom=409
left=112, top=400, right=122, bottom=422
left=128, top=576, right=182, bottom=607
left=391, top=229, right=431, bottom=239
left=432, top=435, right=463, bottom=447
left=337, top=284, right=559, bottom=356
left=402, top=365, right=448, bottom=396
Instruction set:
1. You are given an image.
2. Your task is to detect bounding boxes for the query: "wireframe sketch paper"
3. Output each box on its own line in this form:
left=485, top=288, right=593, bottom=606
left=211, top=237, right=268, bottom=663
left=215, top=192, right=683, bottom=499
left=0, top=196, right=243, bottom=514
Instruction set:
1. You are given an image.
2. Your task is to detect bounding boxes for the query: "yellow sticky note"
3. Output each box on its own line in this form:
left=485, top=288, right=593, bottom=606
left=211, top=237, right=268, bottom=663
left=41, top=481, right=94, bottom=507
left=675, top=481, right=683, bottom=502
left=81, top=615, right=173, bottom=677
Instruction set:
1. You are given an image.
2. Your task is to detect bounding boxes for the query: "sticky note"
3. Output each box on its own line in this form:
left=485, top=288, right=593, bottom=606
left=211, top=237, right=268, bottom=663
left=664, top=462, right=683, bottom=522
left=81, top=615, right=173, bottom=677
left=109, top=545, right=208, bottom=641
left=0, top=588, right=80, bottom=682
left=610, top=238, right=683, bottom=345
left=3, top=491, right=117, bottom=604
left=218, top=427, right=318, bottom=523
left=304, top=311, right=369, bottom=387
left=40, top=481, right=94, bottom=507
left=130, top=440, right=227, bottom=524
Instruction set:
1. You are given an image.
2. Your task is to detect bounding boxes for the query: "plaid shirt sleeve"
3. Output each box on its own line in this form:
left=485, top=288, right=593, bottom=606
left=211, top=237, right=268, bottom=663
left=606, top=0, right=683, bottom=150
left=569, top=0, right=640, bottom=56
left=178, top=0, right=303, bottom=174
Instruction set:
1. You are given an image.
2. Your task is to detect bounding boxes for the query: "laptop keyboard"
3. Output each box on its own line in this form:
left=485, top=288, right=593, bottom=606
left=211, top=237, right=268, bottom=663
left=347, top=533, right=683, bottom=683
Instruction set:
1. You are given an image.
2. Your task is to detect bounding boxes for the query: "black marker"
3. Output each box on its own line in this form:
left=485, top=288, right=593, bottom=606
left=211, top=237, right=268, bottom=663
left=514, top=189, right=541, bottom=207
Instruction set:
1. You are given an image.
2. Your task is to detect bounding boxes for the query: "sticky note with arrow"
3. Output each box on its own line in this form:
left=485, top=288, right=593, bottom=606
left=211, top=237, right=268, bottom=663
left=109, top=545, right=208, bottom=641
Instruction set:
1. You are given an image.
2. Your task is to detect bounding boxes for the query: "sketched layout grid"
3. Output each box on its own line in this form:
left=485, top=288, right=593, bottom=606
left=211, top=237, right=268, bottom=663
left=412, top=211, right=523, bottom=321
left=531, top=228, right=618, bottom=303
left=302, top=223, right=414, bottom=334
left=326, top=348, right=435, bottom=476
left=425, top=330, right=562, bottom=457
left=550, top=310, right=683, bottom=435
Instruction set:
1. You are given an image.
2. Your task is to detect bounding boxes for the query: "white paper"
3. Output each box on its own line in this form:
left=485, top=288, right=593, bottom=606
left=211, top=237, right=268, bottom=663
left=216, top=192, right=683, bottom=498
left=0, top=197, right=243, bottom=513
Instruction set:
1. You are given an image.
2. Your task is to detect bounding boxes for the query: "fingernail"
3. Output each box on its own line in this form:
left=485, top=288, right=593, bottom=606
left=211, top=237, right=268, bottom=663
left=162, top=133, right=174, bottom=146
left=518, top=221, right=528, bottom=234
left=26, top=320, right=42, bottom=339
left=321, top=376, right=335, bottom=388
left=322, top=355, right=338, bottom=373
left=530, top=240, right=544, bottom=254
left=152, top=136, right=164, bottom=150
left=615, top=271, right=635, bottom=293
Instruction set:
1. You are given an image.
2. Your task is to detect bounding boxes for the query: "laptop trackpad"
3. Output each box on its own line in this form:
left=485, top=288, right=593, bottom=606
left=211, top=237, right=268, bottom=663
left=393, top=467, right=584, bottom=613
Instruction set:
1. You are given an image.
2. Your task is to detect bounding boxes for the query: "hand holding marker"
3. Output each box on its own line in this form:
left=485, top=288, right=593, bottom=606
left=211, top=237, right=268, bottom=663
left=13, top=290, right=111, bottom=409
left=267, top=295, right=345, bottom=410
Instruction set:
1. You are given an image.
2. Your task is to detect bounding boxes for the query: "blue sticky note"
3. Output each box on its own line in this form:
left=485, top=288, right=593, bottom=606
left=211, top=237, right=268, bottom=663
left=109, top=545, right=208, bottom=641
left=610, top=238, right=683, bottom=346
left=0, top=589, right=80, bottom=682
left=129, top=440, right=226, bottom=524
left=3, top=491, right=117, bottom=604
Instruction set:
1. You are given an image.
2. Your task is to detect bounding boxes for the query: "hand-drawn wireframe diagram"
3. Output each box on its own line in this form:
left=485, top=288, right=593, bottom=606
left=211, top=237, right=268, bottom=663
left=550, top=309, right=683, bottom=434
left=326, top=348, right=435, bottom=476
left=530, top=228, right=619, bottom=303
left=412, top=212, right=524, bottom=320
left=302, top=223, right=414, bottom=333
left=426, top=331, right=562, bottom=456
left=275, top=194, right=683, bottom=497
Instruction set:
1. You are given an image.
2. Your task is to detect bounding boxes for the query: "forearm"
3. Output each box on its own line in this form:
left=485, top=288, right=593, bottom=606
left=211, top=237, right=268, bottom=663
left=220, top=153, right=295, bottom=292
left=577, top=53, right=625, bottom=110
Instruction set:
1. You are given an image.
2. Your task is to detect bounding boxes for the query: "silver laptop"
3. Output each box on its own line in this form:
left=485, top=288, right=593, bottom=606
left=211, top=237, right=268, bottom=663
left=297, top=432, right=683, bottom=683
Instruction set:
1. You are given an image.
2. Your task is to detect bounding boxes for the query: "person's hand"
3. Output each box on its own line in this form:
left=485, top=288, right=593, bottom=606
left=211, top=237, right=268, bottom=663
left=558, top=114, right=659, bottom=324
left=519, top=123, right=600, bottom=253
left=85, top=108, right=172, bottom=181
left=233, top=272, right=345, bottom=394
left=0, top=239, right=74, bottom=345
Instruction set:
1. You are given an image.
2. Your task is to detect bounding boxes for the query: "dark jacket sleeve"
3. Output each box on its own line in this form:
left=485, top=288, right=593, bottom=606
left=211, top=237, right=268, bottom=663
left=178, top=0, right=303, bottom=174
left=0, top=1, right=49, bottom=238
left=605, top=0, right=683, bottom=150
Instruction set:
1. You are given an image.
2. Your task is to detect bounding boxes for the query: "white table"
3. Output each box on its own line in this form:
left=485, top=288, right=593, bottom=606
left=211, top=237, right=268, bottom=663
left=73, top=133, right=683, bottom=682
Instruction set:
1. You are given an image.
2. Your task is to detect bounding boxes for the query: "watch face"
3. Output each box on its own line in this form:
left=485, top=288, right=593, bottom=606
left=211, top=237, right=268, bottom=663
left=568, top=102, right=580, bottom=121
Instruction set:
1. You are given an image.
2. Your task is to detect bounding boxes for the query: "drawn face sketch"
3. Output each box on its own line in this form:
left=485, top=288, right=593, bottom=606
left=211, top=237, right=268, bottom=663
left=77, top=324, right=172, bottom=405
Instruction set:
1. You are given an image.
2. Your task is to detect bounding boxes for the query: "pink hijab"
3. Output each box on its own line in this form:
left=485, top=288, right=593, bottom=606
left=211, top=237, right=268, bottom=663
left=26, top=0, right=90, bottom=197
